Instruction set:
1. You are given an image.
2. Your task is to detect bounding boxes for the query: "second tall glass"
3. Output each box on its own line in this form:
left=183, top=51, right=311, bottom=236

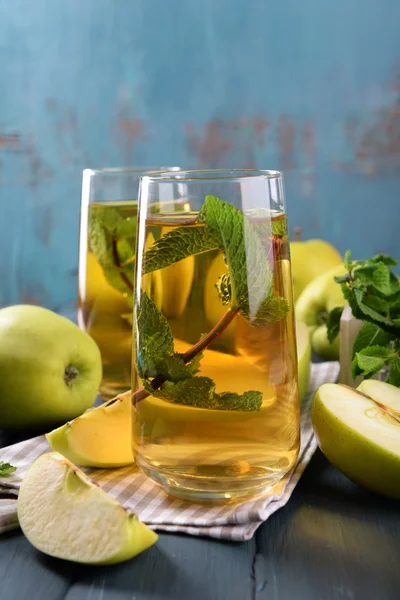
left=78, top=167, right=179, bottom=400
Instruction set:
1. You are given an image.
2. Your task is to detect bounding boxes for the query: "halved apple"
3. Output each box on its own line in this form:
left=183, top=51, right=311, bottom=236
left=46, top=392, right=134, bottom=468
left=312, top=382, right=400, bottom=498
left=17, top=452, right=157, bottom=564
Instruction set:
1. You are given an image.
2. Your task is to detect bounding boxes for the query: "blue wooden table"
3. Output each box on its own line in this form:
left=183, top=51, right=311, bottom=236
left=1, top=439, right=398, bottom=600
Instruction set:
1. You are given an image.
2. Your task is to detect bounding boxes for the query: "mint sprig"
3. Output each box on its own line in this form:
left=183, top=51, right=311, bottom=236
left=133, top=195, right=290, bottom=410
left=327, top=251, right=400, bottom=384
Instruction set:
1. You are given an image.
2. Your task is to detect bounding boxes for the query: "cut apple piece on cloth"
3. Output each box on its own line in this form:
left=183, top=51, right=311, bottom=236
left=312, top=382, right=400, bottom=498
left=46, top=392, right=134, bottom=468
left=17, top=452, right=157, bottom=564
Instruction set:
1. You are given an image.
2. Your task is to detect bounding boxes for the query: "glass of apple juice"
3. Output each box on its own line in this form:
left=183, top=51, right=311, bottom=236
left=131, top=169, right=300, bottom=503
left=78, top=167, right=180, bottom=400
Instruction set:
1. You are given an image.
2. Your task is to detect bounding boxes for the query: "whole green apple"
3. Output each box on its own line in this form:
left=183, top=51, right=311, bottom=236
left=295, top=265, right=346, bottom=360
left=290, top=239, right=342, bottom=301
left=0, top=305, right=102, bottom=429
left=312, top=382, right=400, bottom=498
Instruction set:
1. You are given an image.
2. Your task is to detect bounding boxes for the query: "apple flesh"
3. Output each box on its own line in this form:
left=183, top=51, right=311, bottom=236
left=46, top=392, right=134, bottom=467
left=17, top=452, right=157, bottom=564
left=0, top=305, right=102, bottom=430
left=312, top=382, right=400, bottom=498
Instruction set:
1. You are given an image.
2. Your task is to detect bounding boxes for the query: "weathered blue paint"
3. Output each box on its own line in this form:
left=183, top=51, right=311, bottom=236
left=0, top=0, right=399, bottom=309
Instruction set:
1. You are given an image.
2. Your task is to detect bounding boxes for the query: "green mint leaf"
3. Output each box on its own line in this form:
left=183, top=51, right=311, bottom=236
left=154, top=377, right=262, bottom=411
left=0, top=462, right=17, bottom=475
left=362, top=293, right=391, bottom=315
left=369, top=254, right=398, bottom=266
left=136, top=291, right=174, bottom=378
left=326, top=306, right=344, bottom=343
left=354, top=346, right=396, bottom=378
left=334, top=274, right=349, bottom=284
left=353, top=288, right=393, bottom=326
left=214, top=390, right=262, bottom=411
left=254, top=296, right=290, bottom=324
left=388, top=356, right=400, bottom=386
left=199, top=195, right=276, bottom=321
left=371, top=263, right=393, bottom=296
left=271, top=217, right=288, bottom=238
left=156, top=353, right=203, bottom=383
left=344, top=249, right=352, bottom=271
left=154, top=377, right=215, bottom=406
left=143, top=227, right=218, bottom=274
left=352, top=322, right=392, bottom=357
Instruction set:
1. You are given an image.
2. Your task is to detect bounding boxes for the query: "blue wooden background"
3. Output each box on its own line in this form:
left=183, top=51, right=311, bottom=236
left=1, top=0, right=399, bottom=310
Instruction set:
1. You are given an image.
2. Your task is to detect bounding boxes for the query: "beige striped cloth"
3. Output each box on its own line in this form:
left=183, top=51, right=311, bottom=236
left=0, top=362, right=339, bottom=541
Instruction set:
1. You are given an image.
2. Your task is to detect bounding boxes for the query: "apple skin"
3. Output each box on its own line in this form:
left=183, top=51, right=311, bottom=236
left=290, top=239, right=342, bottom=301
left=295, top=265, right=347, bottom=360
left=17, top=452, right=157, bottom=564
left=0, top=305, right=102, bottom=430
left=296, top=321, right=311, bottom=402
left=312, top=383, right=400, bottom=499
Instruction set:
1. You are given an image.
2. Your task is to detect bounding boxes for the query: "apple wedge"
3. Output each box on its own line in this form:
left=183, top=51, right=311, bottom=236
left=46, top=392, right=134, bottom=468
left=17, top=452, right=157, bottom=564
left=312, top=382, right=400, bottom=498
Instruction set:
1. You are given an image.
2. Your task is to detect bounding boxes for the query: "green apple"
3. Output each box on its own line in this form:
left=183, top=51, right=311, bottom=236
left=312, top=382, right=400, bottom=498
left=290, top=239, right=342, bottom=301
left=0, top=305, right=102, bottom=430
left=295, top=265, right=347, bottom=360
left=47, top=391, right=134, bottom=468
left=17, top=452, right=157, bottom=564
left=296, top=321, right=311, bottom=402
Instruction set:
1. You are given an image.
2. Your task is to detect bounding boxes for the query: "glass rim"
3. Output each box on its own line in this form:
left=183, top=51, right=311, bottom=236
left=82, top=166, right=181, bottom=177
left=141, top=168, right=282, bottom=183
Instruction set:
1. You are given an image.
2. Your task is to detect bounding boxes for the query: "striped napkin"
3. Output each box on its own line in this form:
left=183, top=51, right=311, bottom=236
left=0, top=362, right=339, bottom=541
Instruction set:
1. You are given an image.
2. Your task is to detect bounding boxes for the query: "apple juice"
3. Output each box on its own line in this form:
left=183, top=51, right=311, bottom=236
left=132, top=211, right=300, bottom=502
left=78, top=202, right=137, bottom=400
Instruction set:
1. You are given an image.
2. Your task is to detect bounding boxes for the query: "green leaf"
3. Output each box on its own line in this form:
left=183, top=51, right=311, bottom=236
left=344, top=249, right=352, bottom=271
left=388, top=356, right=400, bottom=386
left=362, top=293, right=391, bottom=315
left=369, top=254, right=398, bottom=266
left=352, top=322, right=392, bottom=357
left=271, top=217, right=288, bottom=237
left=136, top=291, right=174, bottom=378
left=326, top=306, right=344, bottom=343
left=199, top=195, right=275, bottom=320
left=354, top=346, right=395, bottom=378
left=156, top=353, right=203, bottom=382
left=0, top=462, right=17, bottom=475
left=154, top=377, right=216, bottom=406
left=370, top=263, right=393, bottom=296
left=143, top=227, right=219, bottom=274
left=254, top=295, right=290, bottom=324
left=154, top=377, right=262, bottom=411
left=215, top=272, right=232, bottom=306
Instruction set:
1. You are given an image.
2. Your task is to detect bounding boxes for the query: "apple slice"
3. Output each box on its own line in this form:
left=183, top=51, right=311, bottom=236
left=17, top=452, right=157, bottom=564
left=46, top=392, right=134, bottom=468
left=312, top=383, right=400, bottom=498
left=296, top=321, right=311, bottom=402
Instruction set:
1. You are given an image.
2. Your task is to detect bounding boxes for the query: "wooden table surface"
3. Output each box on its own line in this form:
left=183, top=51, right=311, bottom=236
left=1, top=441, right=398, bottom=600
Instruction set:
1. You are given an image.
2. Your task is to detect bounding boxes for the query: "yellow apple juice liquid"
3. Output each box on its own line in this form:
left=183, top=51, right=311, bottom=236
left=132, top=211, right=300, bottom=502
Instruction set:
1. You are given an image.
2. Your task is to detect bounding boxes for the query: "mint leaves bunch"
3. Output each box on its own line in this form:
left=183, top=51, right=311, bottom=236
left=327, top=251, right=400, bottom=385
left=133, top=195, right=290, bottom=411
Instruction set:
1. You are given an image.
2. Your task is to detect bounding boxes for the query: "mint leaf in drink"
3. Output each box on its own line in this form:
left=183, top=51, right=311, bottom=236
left=154, top=377, right=262, bottom=411
left=326, top=306, right=344, bottom=343
left=156, top=353, right=203, bottom=382
left=215, top=272, right=232, bottom=306
left=136, top=292, right=174, bottom=378
left=0, top=462, right=16, bottom=476
left=352, top=322, right=392, bottom=357
left=254, top=296, right=290, bottom=324
left=143, top=227, right=218, bottom=274
left=199, top=195, right=274, bottom=320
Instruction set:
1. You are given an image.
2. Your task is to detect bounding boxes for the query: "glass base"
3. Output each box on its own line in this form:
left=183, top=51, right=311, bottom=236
left=136, top=456, right=292, bottom=504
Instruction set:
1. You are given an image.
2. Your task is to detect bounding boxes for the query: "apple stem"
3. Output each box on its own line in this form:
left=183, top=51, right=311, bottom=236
left=132, top=307, right=241, bottom=404
left=64, top=365, right=80, bottom=387
left=293, top=226, right=302, bottom=242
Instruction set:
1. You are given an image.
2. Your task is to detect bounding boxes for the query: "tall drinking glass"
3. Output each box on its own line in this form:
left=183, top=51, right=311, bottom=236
left=78, top=167, right=179, bottom=400
left=132, top=169, right=300, bottom=503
